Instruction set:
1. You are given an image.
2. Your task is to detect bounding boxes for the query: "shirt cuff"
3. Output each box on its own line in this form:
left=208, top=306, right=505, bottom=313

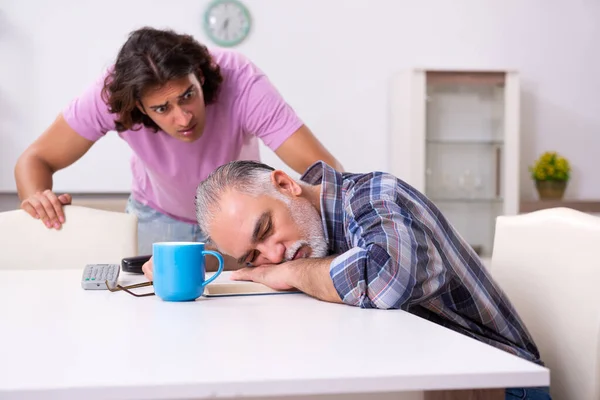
left=329, top=247, right=367, bottom=307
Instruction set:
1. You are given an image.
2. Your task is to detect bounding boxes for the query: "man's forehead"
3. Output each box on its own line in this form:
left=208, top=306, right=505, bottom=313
left=218, top=189, right=259, bottom=212
left=210, top=191, right=268, bottom=253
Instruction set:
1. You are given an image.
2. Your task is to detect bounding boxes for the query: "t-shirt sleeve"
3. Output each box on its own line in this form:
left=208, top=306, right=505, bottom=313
left=62, top=69, right=116, bottom=141
left=238, top=69, right=304, bottom=151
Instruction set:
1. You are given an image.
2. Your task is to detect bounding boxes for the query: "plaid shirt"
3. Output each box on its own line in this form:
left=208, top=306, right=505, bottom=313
left=300, top=162, right=542, bottom=365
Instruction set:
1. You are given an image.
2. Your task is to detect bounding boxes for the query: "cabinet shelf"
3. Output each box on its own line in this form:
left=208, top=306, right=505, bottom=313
left=426, top=139, right=504, bottom=146
left=431, top=197, right=504, bottom=203
left=520, top=200, right=600, bottom=213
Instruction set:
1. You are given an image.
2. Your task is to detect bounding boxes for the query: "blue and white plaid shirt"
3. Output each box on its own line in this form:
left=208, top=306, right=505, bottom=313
left=301, top=162, right=542, bottom=365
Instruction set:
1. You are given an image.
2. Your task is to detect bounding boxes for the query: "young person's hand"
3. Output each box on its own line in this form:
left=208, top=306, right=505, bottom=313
left=142, top=257, right=154, bottom=281
left=20, top=190, right=72, bottom=230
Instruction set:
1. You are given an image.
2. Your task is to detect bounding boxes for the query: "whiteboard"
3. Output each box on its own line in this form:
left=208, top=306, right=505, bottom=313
left=0, top=4, right=141, bottom=192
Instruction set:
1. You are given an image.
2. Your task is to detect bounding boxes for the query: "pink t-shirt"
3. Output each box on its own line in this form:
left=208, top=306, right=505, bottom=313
left=63, top=49, right=303, bottom=224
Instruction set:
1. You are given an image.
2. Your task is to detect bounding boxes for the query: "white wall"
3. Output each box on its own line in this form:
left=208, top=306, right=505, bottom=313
left=0, top=0, right=598, bottom=198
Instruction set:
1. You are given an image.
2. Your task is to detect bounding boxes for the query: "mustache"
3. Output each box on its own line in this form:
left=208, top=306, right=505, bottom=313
left=285, top=241, right=308, bottom=262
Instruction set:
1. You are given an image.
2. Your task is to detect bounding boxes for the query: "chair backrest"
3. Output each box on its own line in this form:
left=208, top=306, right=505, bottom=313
left=491, top=207, right=600, bottom=400
left=0, top=205, right=137, bottom=270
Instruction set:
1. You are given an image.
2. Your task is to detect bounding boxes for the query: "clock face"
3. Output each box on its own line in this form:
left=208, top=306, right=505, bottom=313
left=203, top=0, right=251, bottom=47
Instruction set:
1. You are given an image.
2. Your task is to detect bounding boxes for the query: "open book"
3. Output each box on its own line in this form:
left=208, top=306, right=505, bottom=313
left=203, top=271, right=301, bottom=297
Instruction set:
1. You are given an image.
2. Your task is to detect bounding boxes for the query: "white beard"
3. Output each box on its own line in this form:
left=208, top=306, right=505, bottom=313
left=283, top=197, right=329, bottom=261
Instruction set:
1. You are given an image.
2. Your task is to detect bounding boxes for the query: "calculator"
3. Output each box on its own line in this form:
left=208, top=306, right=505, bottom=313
left=81, top=264, right=120, bottom=290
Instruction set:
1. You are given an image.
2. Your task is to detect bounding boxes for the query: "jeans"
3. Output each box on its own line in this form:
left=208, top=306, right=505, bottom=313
left=125, top=196, right=207, bottom=256
left=505, top=386, right=552, bottom=399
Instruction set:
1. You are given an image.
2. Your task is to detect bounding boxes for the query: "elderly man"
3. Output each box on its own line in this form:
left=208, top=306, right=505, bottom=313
left=192, top=160, right=549, bottom=399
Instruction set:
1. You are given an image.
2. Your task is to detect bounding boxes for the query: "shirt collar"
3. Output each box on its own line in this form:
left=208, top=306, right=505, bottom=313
left=300, top=161, right=346, bottom=254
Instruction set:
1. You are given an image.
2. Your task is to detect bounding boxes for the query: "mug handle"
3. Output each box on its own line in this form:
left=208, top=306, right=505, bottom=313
left=200, top=250, right=225, bottom=287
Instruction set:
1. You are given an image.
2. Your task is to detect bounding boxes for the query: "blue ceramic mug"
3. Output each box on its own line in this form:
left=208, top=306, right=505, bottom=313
left=152, top=242, right=224, bottom=302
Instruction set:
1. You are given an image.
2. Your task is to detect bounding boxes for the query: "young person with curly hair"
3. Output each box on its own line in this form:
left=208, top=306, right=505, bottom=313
left=15, top=26, right=343, bottom=259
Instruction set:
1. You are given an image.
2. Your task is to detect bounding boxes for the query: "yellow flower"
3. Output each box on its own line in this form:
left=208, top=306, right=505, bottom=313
left=529, top=151, right=571, bottom=182
left=535, top=170, right=546, bottom=180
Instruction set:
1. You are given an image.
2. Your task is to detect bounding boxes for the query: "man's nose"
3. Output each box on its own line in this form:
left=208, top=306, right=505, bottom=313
left=174, top=107, right=193, bottom=126
left=257, top=242, right=285, bottom=265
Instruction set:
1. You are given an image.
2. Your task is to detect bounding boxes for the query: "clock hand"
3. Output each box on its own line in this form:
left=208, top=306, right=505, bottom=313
left=221, top=18, right=229, bottom=33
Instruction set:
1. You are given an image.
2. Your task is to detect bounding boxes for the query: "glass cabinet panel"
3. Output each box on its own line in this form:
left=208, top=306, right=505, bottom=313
left=424, top=72, right=506, bottom=258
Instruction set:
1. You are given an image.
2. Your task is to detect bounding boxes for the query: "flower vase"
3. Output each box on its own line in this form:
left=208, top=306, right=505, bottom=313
left=535, top=180, right=567, bottom=200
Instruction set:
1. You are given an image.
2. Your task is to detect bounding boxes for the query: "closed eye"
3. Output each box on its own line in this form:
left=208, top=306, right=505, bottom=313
left=261, top=219, right=272, bottom=240
left=244, top=217, right=273, bottom=266
left=246, top=250, right=258, bottom=266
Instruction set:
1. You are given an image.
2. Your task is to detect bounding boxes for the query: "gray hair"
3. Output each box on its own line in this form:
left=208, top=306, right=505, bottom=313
left=194, top=160, right=283, bottom=240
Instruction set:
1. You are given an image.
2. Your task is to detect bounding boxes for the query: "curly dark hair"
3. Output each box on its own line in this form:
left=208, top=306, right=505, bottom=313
left=101, top=26, right=223, bottom=132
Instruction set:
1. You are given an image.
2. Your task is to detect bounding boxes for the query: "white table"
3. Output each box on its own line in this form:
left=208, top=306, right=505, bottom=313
left=0, top=269, right=549, bottom=400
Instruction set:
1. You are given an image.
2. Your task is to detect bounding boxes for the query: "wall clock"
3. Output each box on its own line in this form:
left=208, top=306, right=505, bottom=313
left=203, top=0, right=252, bottom=47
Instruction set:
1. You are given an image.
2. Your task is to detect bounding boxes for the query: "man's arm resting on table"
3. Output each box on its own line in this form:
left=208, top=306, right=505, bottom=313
left=286, top=257, right=343, bottom=304
left=231, top=257, right=343, bottom=304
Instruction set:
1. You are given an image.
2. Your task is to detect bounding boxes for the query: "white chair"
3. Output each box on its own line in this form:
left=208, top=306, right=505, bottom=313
left=0, top=205, right=137, bottom=270
left=490, top=207, right=600, bottom=400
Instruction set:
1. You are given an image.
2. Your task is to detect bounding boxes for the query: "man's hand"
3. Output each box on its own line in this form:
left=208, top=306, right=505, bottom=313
left=231, top=257, right=343, bottom=304
left=142, top=257, right=153, bottom=281
left=230, top=264, right=295, bottom=291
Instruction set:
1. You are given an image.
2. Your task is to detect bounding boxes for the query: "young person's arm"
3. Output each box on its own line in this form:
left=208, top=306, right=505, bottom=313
left=15, top=70, right=113, bottom=229
left=15, top=114, right=95, bottom=229
left=275, top=125, right=344, bottom=173
left=237, top=55, right=344, bottom=173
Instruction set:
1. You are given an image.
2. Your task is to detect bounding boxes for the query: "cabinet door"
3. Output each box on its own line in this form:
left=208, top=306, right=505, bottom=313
left=389, top=70, right=427, bottom=191
left=390, top=70, right=520, bottom=258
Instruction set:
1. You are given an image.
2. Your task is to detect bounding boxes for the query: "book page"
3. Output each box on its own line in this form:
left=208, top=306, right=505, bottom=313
left=204, top=271, right=301, bottom=297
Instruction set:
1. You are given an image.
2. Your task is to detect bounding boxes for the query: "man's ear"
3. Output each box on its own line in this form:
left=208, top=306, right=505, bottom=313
left=136, top=101, right=147, bottom=115
left=271, top=170, right=302, bottom=197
